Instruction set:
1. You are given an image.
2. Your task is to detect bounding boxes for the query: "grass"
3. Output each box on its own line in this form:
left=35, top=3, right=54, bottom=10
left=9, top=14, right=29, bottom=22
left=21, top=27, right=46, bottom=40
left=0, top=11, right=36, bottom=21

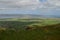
left=0, top=18, right=60, bottom=40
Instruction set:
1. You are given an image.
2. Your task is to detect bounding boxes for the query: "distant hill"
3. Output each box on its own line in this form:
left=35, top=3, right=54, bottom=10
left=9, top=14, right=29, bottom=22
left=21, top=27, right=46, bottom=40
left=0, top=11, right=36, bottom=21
left=0, top=14, right=60, bottom=18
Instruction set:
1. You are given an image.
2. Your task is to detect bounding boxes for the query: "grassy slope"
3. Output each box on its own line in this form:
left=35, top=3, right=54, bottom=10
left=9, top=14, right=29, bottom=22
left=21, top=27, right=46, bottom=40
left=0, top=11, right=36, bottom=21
left=0, top=24, right=60, bottom=40
left=0, top=18, right=60, bottom=40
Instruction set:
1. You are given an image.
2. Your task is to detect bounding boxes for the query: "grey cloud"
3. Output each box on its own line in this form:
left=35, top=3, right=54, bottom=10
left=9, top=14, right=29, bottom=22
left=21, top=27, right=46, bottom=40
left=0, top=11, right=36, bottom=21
left=0, top=0, right=60, bottom=10
left=0, top=0, right=40, bottom=10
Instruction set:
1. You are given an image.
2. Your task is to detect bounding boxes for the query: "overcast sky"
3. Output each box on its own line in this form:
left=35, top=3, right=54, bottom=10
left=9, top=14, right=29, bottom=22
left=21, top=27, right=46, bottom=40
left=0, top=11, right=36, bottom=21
left=0, top=0, right=60, bottom=15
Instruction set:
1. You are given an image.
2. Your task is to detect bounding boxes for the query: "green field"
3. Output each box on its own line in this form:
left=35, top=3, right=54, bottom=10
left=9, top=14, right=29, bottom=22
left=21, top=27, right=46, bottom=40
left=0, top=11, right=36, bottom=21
left=0, top=18, right=60, bottom=40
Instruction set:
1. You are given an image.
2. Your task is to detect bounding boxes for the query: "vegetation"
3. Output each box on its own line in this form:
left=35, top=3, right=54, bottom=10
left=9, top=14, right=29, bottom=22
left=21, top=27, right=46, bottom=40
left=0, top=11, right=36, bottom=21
left=0, top=18, right=60, bottom=40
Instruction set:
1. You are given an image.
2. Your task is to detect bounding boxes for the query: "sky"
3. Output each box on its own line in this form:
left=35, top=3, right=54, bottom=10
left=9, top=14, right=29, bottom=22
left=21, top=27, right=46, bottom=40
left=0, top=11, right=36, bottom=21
left=0, top=0, right=60, bottom=15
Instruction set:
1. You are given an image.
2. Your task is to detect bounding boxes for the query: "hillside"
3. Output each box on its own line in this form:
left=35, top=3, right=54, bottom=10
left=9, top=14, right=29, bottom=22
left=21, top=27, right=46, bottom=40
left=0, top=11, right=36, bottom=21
left=0, top=18, right=60, bottom=40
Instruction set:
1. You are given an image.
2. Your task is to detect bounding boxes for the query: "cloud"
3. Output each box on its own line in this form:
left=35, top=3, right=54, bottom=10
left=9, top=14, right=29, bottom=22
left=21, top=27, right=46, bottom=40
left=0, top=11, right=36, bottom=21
left=0, top=0, right=40, bottom=10
left=0, top=0, right=60, bottom=10
left=47, top=0, right=60, bottom=6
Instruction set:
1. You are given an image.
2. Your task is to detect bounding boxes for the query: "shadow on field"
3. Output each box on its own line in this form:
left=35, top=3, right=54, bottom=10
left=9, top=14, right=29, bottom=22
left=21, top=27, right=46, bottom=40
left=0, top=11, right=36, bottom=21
left=0, top=21, right=40, bottom=29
